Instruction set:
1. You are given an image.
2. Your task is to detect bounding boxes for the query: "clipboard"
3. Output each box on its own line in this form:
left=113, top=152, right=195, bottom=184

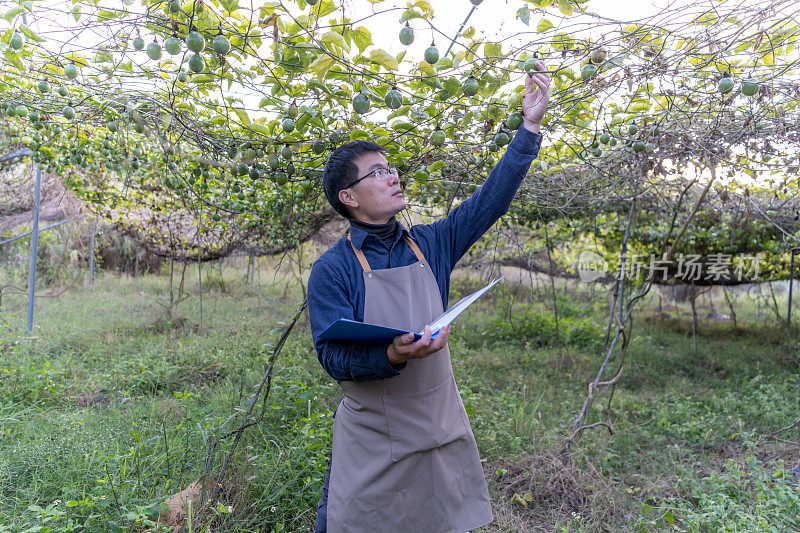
left=318, top=277, right=503, bottom=343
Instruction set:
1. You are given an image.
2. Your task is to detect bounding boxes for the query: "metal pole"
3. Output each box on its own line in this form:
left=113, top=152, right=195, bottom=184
left=0, top=219, right=69, bottom=247
left=89, top=223, right=96, bottom=284
left=444, top=5, right=476, bottom=57
left=788, top=248, right=795, bottom=329
left=27, top=164, right=41, bottom=333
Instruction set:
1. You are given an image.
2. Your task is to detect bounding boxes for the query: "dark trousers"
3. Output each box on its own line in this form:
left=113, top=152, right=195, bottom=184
left=316, top=403, right=339, bottom=533
left=314, top=454, right=331, bottom=532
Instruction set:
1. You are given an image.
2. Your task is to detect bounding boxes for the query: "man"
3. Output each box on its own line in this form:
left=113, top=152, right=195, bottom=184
left=307, top=61, right=550, bottom=532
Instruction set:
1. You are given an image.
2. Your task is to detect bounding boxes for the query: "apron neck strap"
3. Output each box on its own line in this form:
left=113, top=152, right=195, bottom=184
left=347, top=233, right=426, bottom=272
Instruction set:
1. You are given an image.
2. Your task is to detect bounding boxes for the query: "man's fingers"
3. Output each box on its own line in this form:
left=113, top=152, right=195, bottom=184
left=431, top=326, right=451, bottom=350
left=420, top=325, right=432, bottom=344
left=392, top=331, right=416, bottom=352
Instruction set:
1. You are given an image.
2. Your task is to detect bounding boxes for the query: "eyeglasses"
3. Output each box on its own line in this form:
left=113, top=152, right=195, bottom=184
left=346, top=166, right=398, bottom=188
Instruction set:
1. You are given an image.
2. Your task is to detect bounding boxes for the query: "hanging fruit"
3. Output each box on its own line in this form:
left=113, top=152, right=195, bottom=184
left=188, top=54, right=205, bottom=73
left=506, top=113, right=523, bottom=130
left=590, top=48, right=606, bottom=64
left=741, top=78, right=759, bottom=97
left=352, top=93, right=370, bottom=114
left=186, top=31, right=205, bottom=53
left=462, top=77, right=479, bottom=96
left=165, top=36, right=182, bottom=55
left=146, top=40, right=163, bottom=60
left=424, top=42, right=439, bottom=65
left=64, top=63, right=79, bottom=79
left=385, top=87, right=403, bottom=109
left=399, top=23, right=414, bottom=46
left=212, top=34, right=231, bottom=55
left=718, top=73, right=734, bottom=94
left=10, top=31, right=24, bottom=50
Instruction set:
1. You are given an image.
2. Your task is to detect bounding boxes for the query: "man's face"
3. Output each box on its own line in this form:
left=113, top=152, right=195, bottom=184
left=343, top=151, right=406, bottom=224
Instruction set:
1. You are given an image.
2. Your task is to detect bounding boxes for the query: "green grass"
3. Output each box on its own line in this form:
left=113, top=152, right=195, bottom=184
left=0, top=265, right=798, bottom=532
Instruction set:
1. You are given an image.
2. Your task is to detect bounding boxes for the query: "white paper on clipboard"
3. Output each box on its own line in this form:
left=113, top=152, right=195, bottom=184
left=425, top=277, right=504, bottom=338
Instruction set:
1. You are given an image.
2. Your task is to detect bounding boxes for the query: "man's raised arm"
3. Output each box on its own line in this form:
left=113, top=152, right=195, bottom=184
left=429, top=61, right=551, bottom=271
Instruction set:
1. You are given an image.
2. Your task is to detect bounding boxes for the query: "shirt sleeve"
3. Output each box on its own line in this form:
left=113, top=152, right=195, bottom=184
left=307, top=257, right=405, bottom=381
left=427, top=126, right=542, bottom=271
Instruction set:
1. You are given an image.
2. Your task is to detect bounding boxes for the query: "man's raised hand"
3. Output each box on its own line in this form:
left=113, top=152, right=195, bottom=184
left=522, top=60, right=551, bottom=133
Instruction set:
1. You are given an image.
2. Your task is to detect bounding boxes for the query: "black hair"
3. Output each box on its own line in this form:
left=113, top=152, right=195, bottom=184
left=322, top=139, right=386, bottom=218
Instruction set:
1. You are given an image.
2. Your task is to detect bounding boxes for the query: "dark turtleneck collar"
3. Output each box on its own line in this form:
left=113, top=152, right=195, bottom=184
left=349, top=218, right=399, bottom=249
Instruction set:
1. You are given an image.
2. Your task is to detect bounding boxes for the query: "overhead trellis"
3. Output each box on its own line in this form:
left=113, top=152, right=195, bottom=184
left=0, top=0, right=798, bottom=268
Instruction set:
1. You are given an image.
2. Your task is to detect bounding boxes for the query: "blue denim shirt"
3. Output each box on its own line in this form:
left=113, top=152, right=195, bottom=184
left=307, top=127, right=542, bottom=382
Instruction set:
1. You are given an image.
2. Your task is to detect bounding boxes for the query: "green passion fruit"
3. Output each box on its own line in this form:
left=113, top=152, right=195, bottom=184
left=352, top=93, right=370, bottom=114
left=718, top=76, right=734, bottom=94
left=399, top=24, right=414, bottom=46
left=164, top=36, right=181, bottom=55
left=212, top=34, right=231, bottom=55
left=581, top=64, right=597, bottom=81
left=385, top=88, right=403, bottom=109
left=186, top=31, right=205, bottom=53
left=146, top=41, right=162, bottom=60
left=424, top=44, right=439, bottom=65
left=741, top=79, right=759, bottom=97
left=462, top=77, right=479, bottom=96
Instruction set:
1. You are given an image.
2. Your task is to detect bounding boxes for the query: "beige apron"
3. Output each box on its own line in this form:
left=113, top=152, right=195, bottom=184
left=326, top=235, right=492, bottom=533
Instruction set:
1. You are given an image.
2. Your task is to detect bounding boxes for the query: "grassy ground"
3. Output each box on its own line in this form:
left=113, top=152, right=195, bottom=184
left=0, top=263, right=798, bottom=532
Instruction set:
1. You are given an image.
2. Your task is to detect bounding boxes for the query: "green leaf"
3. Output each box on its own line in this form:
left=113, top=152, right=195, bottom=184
left=307, top=54, right=335, bottom=80
left=484, top=42, right=503, bottom=61
left=537, top=18, right=553, bottom=33
left=191, top=74, right=215, bottom=84
left=94, top=50, right=113, bottom=63
left=353, top=26, right=372, bottom=54
left=313, top=0, right=337, bottom=17
left=429, top=160, right=445, bottom=172
left=3, top=6, right=25, bottom=22
left=251, top=123, right=271, bottom=136
left=443, top=77, right=461, bottom=96
left=558, top=0, right=573, bottom=16
left=320, top=31, right=349, bottom=52
left=72, top=4, right=80, bottom=22
left=18, top=25, right=44, bottom=43
left=400, top=9, right=423, bottom=22
left=369, top=49, right=398, bottom=71
left=97, top=9, right=119, bottom=21
left=4, top=48, right=24, bottom=70
left=392, top=121, right=415, bottom=132
left=517, top=7, right=530, bottom=26
left=417, top=61, right=436, bottom=76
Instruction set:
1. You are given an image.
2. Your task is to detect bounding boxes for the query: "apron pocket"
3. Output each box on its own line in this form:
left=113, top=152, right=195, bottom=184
left=382, top=377, right=469, bottom=463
